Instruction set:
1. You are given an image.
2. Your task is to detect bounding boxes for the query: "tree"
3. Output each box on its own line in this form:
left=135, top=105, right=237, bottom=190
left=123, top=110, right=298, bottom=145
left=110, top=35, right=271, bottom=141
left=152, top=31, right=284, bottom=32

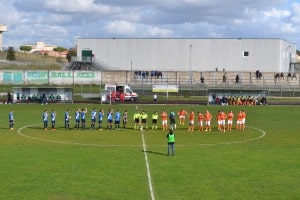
left=66, top=48, right=77, bottom=62
left=6, top=47, right=16, bottom=61
left=296, top=50, right=300, bottom=56
left=20, top=45, right=32, bottom=52
left=53, top=46, right=67, bottom=52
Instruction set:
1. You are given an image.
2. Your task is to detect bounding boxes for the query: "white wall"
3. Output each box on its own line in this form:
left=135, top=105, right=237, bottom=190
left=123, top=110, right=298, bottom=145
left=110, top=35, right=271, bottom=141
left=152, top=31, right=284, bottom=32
left=77, top=38, right=296, bottom=72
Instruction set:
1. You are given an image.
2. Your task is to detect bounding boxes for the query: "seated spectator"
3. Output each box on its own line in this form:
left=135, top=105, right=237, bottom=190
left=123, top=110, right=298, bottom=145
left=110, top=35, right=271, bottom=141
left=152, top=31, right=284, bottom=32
left=256, top=70, right=262, bottom=79
left=287, top=72, right=292, bottom=80
left=221, top=96, right=228, bottom=105
left=280, top=72, right=284, bottom=80
left=21, top=94, right=26, bottom=103
left=49, top=94, right=55, bottom=102
left=292, top=73, right=297, bottom=80
left=200, top=76, right=205, bottom=83
left=56, top=94, right=62, bottom=102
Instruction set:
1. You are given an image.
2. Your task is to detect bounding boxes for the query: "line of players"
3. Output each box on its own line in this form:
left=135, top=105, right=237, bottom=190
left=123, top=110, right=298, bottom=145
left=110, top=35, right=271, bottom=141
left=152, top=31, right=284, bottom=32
left=41, top=108, right=129, bottom=131
left=41, top=108, right=247, bottom=132
left=10, top=108, right=246, bottom=132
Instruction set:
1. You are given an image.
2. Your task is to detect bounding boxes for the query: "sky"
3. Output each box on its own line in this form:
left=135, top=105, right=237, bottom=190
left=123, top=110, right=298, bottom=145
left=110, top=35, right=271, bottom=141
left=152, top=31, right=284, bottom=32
left=1, top=0, right=300, bottom=49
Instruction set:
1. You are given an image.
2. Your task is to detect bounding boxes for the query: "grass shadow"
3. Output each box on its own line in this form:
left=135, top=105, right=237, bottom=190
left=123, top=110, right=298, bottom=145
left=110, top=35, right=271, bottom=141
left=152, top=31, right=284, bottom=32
left=141, top=150, right=167, bottom=156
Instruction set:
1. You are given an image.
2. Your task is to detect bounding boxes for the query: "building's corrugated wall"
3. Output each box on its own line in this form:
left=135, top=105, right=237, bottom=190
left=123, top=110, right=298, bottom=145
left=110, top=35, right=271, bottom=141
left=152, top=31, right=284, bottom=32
left=77, top=38, right=296, bottom=72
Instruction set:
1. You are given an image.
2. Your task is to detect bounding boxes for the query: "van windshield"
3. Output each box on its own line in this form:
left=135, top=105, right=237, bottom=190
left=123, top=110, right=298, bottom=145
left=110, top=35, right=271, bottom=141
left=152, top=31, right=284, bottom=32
left=126, top=88, right=132, bottom=93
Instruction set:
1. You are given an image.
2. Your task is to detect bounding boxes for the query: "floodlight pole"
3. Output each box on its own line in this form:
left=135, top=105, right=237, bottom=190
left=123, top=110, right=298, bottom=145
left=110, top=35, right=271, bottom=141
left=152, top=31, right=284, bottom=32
left=189, top=44, right=192, bottom=84
left=285, top=45, right=291, bottom=73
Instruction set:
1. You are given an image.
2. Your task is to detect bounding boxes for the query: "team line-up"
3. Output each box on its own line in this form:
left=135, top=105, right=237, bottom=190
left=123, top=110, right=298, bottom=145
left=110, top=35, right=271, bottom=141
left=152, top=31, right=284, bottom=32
left=8, top=108, right=247, bottom=132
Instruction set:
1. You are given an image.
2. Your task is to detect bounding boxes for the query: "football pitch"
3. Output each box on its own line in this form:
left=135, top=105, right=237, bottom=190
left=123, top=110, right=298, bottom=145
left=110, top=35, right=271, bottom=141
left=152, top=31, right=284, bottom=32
left=0, top=103, right=299, bottom=200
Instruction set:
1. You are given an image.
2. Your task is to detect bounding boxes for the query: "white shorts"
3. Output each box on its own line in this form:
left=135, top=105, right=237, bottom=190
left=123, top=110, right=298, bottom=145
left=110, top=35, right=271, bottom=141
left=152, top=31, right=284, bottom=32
left=227, top=120, right=233, bottom=125
left=221, top=120, right=226, bottom=125
left=237, top=120, right=242, bottom=125
left=198, top=121, right=203, bottom=126
left=189, top=120, right=194, bottom=125
left=162, top=120, right=167, bottom=125
left=205, top=120, right=211, bottom=126
left=180, top=116, right=185, bottom=120
left=218, top=120, right=221, bottom=125
left=242, top=118, right=246, bottom=124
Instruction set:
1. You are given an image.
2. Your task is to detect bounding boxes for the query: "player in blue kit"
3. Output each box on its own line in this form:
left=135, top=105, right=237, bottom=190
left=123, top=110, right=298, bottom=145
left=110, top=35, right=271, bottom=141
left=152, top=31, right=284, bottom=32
left=81, top=108, right=87, bottom=129
left=51, top=109, right=56, bottom=130
left=90, top=108, right=97, bottom=130
left=65, top=109, right=71, bottom=130
left=115, top=110, right=121, bottom=130
left=43, top=110, right=49, bottom=130
left=75, top=108, right=81, bottom=129
left=9, top=110, right=14, bottom=131
left=107, top=108, right=113, bottom=130
left=98, top=109, right=104, bottom=130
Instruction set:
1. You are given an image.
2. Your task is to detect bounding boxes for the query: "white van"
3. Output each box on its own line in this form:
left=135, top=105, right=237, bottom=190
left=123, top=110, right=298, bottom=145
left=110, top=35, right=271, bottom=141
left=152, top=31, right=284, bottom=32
left=104, top=84, right=138, bottom=101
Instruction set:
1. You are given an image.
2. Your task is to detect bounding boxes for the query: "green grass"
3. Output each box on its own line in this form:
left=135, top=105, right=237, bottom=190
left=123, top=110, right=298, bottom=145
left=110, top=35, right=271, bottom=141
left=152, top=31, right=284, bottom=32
left=0, top=104, right=299, bottom=200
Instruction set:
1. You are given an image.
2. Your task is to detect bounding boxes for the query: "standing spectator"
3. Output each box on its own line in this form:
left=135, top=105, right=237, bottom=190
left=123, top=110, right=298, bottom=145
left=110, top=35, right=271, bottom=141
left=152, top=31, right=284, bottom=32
left=167, top=128, right=175, bottom=156
left=9, top=110, right=14, bottom=131
left=235, top=74, right=240, bottom=84
left=43, top=110, right=49, bottom=130
left=51, top=110, right=56, bottom=130
left=223, top=73, right=227, bottom=84
left=153, top=93, right=158, bottom=103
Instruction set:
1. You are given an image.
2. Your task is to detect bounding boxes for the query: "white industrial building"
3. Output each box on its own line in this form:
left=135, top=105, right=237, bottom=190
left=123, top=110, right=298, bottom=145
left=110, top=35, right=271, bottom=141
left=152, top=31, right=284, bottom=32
left=76, top=38, right=296, bottom=72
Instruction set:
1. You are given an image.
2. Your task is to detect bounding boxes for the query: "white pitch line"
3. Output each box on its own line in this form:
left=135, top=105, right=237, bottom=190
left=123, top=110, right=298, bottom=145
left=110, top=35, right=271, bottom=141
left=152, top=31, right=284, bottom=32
left=176, top=126, right=266, bottom=146
left=17, top=124, right=139, bottom=147
left=141, top=129, right=156, bottom=200
left=18, top=124, right=266, bottom=148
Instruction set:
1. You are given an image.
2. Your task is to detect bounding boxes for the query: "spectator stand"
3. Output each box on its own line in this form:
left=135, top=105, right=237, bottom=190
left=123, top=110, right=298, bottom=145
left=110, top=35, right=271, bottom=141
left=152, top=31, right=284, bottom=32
left=12, top=87, right=73, bottom=104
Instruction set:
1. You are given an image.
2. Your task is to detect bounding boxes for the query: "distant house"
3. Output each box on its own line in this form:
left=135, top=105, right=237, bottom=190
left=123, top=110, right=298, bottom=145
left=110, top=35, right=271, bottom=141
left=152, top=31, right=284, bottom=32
left=22, top=41, right=67, bottom=58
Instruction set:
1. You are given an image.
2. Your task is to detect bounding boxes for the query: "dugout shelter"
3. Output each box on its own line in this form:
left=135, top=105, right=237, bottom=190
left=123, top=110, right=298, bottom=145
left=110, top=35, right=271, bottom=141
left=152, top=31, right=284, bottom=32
left=12, top=87, right=73, bottom=103
left=208, top=88, right=267, bottom=105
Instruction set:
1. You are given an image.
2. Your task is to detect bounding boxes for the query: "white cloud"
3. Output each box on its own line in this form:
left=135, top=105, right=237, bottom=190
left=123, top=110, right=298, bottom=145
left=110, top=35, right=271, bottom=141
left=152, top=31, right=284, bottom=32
left=147, top=27, right=173, bottom=37
left=263, top=7, right=291, bottom=19
left=1, top=0, right=300, bottom=49
left=104, top=20, right=137, bottom=35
